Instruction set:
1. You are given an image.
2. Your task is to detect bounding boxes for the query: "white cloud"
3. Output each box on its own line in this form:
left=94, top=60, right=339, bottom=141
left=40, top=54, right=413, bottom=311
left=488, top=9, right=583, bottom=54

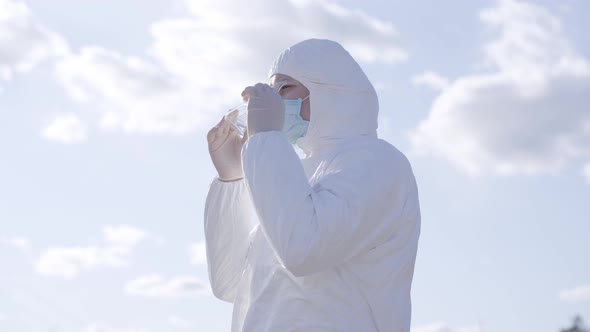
left=86, top=323, right=146, bottom=332
left=36, top=225, right=148, bottom=279
left=54, top=46, right=206, bottom=135
left=181, top=0, right=406, bottom=64
left=53, top=0, right=405, bottom=137
left=36, top=247, right=125, bottom=279
left=41, top=113, right=87, bottom=144
left=0, top=235, right=32, bottom=252
left=410, top=0, right=590, bottom=177
left=412, top=71, right=450, bottom=91
left=103, top=224, right=148, bottom=247
left=189, top=241, right=206, bottom=265
left=168, top=315, right=196, bottom=329
left=0, top=0, right=68, bottom=82
left=412, top=322, right=481, bottom=332
left=125, top=275, right=209, bottom=298
left=559, top=284, right=590, bottom=303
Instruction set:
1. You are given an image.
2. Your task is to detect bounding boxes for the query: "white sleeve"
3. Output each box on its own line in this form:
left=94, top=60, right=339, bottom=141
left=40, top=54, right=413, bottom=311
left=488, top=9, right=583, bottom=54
left=204, top=177, right=257, bottom=302
left=242, top=132, right=415, bottom=277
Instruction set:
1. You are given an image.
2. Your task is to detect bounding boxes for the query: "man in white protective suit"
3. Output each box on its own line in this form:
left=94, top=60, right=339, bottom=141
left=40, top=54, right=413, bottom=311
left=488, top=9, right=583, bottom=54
left=205, top=39, right=421, bottom=332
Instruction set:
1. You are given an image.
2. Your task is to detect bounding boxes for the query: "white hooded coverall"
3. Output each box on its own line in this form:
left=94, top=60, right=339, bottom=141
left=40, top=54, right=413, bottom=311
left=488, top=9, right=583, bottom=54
left=204, top=39, right=421, bottom=332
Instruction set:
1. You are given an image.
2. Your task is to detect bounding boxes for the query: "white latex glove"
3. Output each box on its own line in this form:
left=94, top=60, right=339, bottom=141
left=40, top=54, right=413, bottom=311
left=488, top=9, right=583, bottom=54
left=241, top=83, right=285, bottom=137
left=207, top=115, right=248, bottom=181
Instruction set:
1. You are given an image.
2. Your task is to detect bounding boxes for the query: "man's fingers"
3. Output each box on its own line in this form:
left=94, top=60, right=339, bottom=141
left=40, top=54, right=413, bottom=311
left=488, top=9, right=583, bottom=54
left=241, top=86, right=255, bottom=103
left=225, top=109, right=239, bottom=122
left=241, top=128, right=249, bottom=145
left=215, top=116, right=226, bottom=127
left=254, top=82, right=269, bottom=89
left=208, top=115, right=231, bottom=142
left=241, top=83, right=272, bottom=102
left=220, top=121, right=229, bottom=136
left=207, top=127, right=216, bottom=142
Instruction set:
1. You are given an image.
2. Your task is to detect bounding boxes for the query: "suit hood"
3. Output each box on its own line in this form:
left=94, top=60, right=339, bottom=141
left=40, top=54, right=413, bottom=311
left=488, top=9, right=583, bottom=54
left=269, top=39, right=379, bottom=156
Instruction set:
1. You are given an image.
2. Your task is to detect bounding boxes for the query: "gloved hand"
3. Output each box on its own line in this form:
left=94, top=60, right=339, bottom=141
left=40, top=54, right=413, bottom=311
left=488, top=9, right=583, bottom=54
left=241, top=83, right=285, bottom=137
left=207, top=115, right=248, bottom=181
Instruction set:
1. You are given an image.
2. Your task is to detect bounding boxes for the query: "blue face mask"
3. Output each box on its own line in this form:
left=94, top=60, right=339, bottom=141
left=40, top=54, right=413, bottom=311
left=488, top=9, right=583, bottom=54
left=282, top=95, right=309, bottom=144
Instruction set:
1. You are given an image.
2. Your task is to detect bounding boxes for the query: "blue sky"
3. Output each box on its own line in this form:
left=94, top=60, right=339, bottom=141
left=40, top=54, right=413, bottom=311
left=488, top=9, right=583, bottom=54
left=1, top=0, right=589, bottom=331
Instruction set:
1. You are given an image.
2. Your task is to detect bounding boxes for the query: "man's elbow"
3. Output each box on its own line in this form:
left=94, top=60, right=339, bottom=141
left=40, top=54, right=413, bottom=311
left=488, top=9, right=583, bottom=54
left=208, top=270, right=238, bottom=303
left=283, top=262, right=311, bottom=277
left=210, top=282, right=236, bottom=303
left=279, top=249, right=321, bottom=277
